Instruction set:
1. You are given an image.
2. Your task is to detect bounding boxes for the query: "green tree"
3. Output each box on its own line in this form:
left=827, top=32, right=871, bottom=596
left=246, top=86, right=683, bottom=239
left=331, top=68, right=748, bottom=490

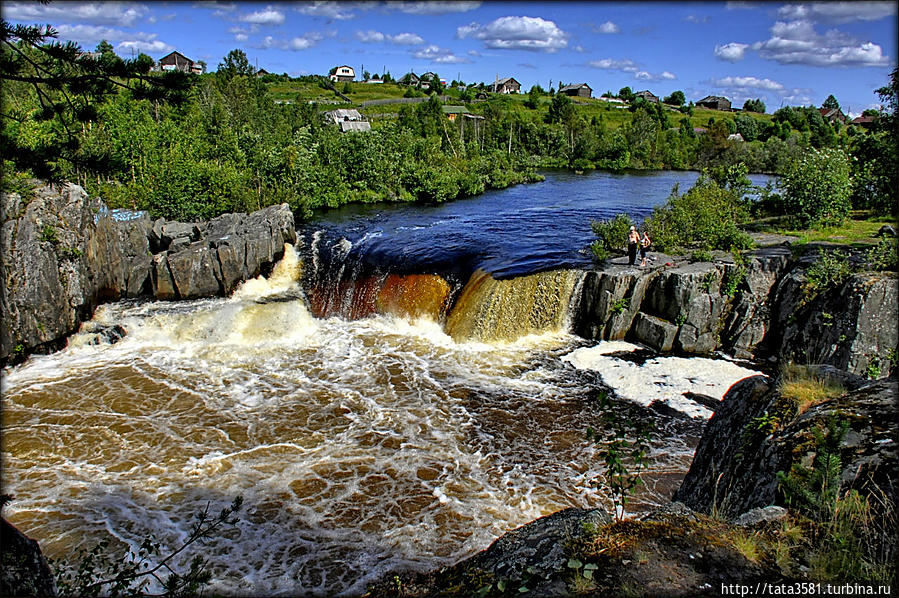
left=524, top=85, right=542, bottom=109
left=217, top=48, right=254, bottom=79
left=546, top=92, right=574, bottom=124
left=663, top=90, right=685, bottom=106
left=822, top=94, right=841, bottom=111
left=850, top=67, right=898, bottom=215
left=618, top=86, right=635, bottom=103
left=0, top=20, right=190, bottom=183
left=743, top=98, right=766, bottom=113
left=781, top=148, right=852, bottom=227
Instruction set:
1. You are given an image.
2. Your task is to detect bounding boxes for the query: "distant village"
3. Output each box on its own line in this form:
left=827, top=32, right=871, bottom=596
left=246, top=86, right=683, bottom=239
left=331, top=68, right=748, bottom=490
left=154, top=50, right=874, bottom=132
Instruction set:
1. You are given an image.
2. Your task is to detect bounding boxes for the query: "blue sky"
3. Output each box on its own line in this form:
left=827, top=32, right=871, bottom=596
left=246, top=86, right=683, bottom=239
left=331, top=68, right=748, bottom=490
left=3, top=1, right=896, bottom=116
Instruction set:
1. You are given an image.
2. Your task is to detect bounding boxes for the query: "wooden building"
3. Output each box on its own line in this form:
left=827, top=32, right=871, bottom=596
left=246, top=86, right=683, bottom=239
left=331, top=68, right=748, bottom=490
left=491, top=77, right=521, bottom=94
left=696, top=95, right=732, bottom=111
left=560, top=83, right=593, bottom=98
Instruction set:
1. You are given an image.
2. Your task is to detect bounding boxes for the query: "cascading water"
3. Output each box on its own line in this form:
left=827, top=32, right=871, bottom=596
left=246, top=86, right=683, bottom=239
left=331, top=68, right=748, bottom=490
left=2, top=171, right=772, bottom=596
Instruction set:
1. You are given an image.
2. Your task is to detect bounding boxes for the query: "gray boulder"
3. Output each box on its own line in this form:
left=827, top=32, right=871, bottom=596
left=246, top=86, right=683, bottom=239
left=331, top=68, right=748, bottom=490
left=673, top=370, right=896, bottom=520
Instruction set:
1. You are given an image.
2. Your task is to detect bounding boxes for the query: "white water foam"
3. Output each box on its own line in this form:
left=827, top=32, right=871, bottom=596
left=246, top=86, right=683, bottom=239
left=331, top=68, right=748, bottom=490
left=561, top=341, right=761, bottom=419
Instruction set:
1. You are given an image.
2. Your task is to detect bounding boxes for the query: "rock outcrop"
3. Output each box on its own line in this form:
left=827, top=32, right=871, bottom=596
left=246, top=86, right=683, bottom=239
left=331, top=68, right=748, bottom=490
left=367, top=503, right=779, bottom=598
left=1, top=183, right=297, bottom=364
left=1, top=516, right=57, bottom=597
left=574, top=245, right=898, bottom=379
left=673, top=367, right=897, bottom=520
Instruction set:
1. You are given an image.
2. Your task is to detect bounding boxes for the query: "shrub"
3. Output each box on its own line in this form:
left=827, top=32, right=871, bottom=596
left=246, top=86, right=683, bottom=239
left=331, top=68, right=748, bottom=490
left=866, top=237, right=898, bottom=272
left=781, top=148, right=852, bottom=228
left=644, top=175, right=753, bottom=253
left=590, top=213, right=634, bottom=258
left=803, top=249, right=854, bottom=303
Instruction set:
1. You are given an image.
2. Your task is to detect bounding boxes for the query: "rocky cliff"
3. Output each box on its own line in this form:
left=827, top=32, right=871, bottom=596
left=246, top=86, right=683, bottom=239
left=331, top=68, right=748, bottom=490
left=1, top=183, right=296, bottom=364
left=573, top=246, right=898, bottom=379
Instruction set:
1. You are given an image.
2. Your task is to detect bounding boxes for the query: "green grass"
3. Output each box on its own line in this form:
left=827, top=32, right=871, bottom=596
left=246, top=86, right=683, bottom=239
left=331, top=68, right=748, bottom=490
left=748, top=211, right=898, bottom=246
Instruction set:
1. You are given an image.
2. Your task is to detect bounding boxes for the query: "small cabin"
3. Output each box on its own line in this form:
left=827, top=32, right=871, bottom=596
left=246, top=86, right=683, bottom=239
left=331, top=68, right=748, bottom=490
left=696, top=95, right=732, bottom=111
left=560, top=83, right=592, bottom=98
left=158, top=51, right=203, bottom=74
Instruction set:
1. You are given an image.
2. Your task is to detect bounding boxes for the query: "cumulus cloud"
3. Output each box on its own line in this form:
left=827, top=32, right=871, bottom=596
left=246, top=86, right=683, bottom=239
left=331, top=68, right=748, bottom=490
left=778, top=2, right=896, bottom=24
left=589, top=58, right=640, bottom=72
left=258, top=32, right=324, bottom=51
left=684, top=15, right=709, bottom=23
left=55, top=24, right=173, bottom=55
left=711, top=76, right=785, bottom=91
left=588, top=58, right=674, bottom=81
left=752, top=19, right=890, bottom=66
left=294, top=1, right=360, bottom=20
left=357, top=30, right=424, bottom=45
left=714, top=42, right=749, bottom=62
left=597, top=21, right=620, bottom=34
left=457, top=16, right=569, bottom=52
left=413, top=45, right=471, bottom=63
left=3, top=1, right=150, bottom=26
left=240, top=6, right=285, bottom=25
left=117, top=39, right=174, bottom=55
left=385, top=1, right=481, bottom=14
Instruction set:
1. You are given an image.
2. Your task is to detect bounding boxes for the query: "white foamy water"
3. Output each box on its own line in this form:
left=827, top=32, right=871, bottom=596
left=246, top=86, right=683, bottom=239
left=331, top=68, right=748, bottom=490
left=3, top=248, right=715, bottom=596
left=562, top=341, right=761, bottom=419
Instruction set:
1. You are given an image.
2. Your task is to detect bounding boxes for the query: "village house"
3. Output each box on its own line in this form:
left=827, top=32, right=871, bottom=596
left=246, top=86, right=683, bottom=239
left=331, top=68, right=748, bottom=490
left=323, top=108, right=371, bottom=132
left=329, top=65, right=355, bottom=82
left=398, top=72, right=421, bottom=86
left=850, top=114, right=876, bottom=129
left=634, top=90, right=659, bottom=104
left=819, top=107, right=847, bottom=124
left=157, top=51, right=204, bottom=74
left=696, top=95, right=732, bottom=111
left=560, top=83, right=592, bottom=98
left=491, top=77, right=521, bottom=94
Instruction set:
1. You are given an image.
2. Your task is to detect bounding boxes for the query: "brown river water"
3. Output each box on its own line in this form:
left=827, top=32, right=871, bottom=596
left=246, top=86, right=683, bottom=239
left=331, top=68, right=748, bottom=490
left=2, top=245, right=760, bottom=595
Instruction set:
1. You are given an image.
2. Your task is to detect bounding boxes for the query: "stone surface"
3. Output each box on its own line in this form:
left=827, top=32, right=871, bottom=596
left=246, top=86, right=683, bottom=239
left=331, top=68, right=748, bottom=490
left=575, top=244, right=898, bottom=378
left=1, top=517, right=57, bottom=597
left=673, top=370, right=897, bottom=520
left=1, top=183, right=297, bottom=364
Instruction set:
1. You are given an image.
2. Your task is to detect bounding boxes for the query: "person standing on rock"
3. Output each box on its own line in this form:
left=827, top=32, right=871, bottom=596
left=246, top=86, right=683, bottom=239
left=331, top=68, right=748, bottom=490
left=640, top=230, right=651, bottom=267
left=627, top=225, right=640, bottom=266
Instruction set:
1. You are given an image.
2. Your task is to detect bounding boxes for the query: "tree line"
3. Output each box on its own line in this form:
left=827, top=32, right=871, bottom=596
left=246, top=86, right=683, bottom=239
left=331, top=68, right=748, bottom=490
left=2, top=29, right=896, bottom=222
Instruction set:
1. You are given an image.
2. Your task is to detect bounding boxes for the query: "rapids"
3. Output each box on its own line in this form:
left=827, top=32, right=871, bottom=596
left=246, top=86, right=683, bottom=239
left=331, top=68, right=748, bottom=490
left=1, top=244, right=762, bottom=596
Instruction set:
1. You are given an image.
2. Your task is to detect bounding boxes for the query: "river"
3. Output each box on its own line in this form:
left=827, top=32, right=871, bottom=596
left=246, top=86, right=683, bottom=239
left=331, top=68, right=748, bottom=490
left=1, top=169, right=773, bottom=596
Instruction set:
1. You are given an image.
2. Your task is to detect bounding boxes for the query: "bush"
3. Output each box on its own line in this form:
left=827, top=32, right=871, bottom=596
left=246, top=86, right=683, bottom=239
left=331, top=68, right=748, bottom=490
left=644, top=175, right=754, bottom=253
left=781, top=148, right=852, bottom=228
left=803, top=249, right=854, bottom=303
left=590, top=213, right=634, bottom=258
left=866, top=237, right=898, bottom=271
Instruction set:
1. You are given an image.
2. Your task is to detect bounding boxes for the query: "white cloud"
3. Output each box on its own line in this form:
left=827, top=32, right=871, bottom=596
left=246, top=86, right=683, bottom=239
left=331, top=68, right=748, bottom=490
left=589, top=58, right=640, bottom=72
left=117, top=39, right=174, bottom=55
left=588, top=58, right=674, bottom=81
left=711, top=76, right=785, bottom=91
left=457, top=16, right=569, bottom=52
left=778, top=2, right=896, bottom=24
left=3, top=1, right=150, bottom=26
left=413, top=45, right=471, bottom=63
left=55, top=24, right=172, bottom=55
left=385, top=1, right=481, bottom=14
left=356, top=30, right=424, bottom=45
left=684, top=15, right=709, bottom=23
left=294, top=1, right=360, bottom=20
left=598, top=21, right=620, bottom=34
left=752, top=20, right=890, bottom=66
left=258, top=32, right=323, bottom=51
left=356, top=30, right=386, bottom=43
left=714, top=42, right=749, bottom=62
left=391, top=33, right=425, bottom=45
left=240, top=6, right=285, bottom=25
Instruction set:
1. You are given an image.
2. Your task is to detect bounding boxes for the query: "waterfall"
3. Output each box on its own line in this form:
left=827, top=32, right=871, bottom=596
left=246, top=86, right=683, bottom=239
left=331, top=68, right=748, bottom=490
left=445, top=269, right=585, bottom=342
